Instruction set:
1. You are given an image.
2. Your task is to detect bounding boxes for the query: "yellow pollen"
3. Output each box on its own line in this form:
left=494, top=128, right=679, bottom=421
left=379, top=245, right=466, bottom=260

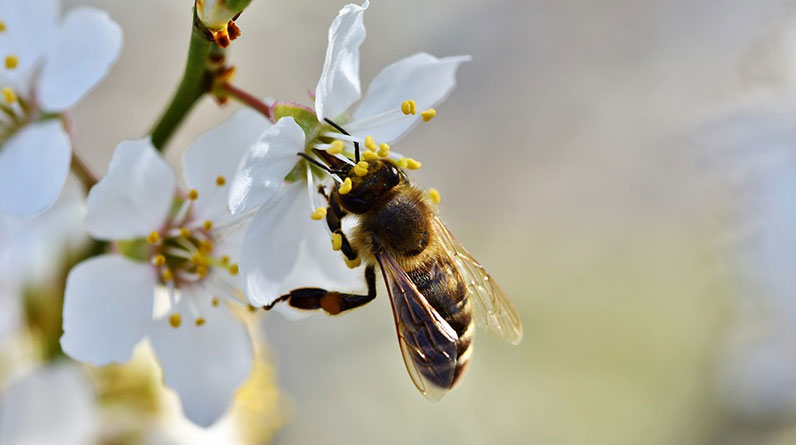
left=195, top=317, right=206, bottom=326
left=345, top=256, right=361, bottom=269
left=146, top=231, right=160, bottom=245
left=378, top=143, right=390, bottom=157
left=169, top=313, right=182, bottom=328
left=406, top=158, right=422, bottom=170
left=162, top=269, right=174, bottom=281
left=179, top=227, right=191, bottom=238
left=364, top=136, right=378, bottom=152
left=4, top=55, right=18, bottom=70
left=154, top=254, right=166, bottom=267
left=401, top=99, right=418, bottom=115
left=203, top=220, right=213, bottom=230
left=2, top=87, right=16, bottom=104
left=428, top=188, right=442, bottom=204
left=395, top=157, right=409, bottom=169
left=188, top=189, right=199, bottom=200
left=328, top=139, right=344, bottom=155
left=199, top=240, right=213, bottom=254
left=353, top=161, right=369, bottom=177
left=216, top=175, right=226, bottom=186
left=331, top=233, right=342, bottom=251
left=338, top=177, right=352, bottom=195
left=421, top=108, right=436, bottom=122
left=196, top=265, right=209, bottom=278
left=229, top=263, right=239, bottom=275
left=311, top=207, right=327, bottom=220
left=212, top=297, right=220, bottom=307
left=0, top=21, right=6, bottom=32
left=363, top=150, right=379, bottom=161
left=247, top=304, right=257, bottom=313
left=220, top=255, right=230, bottom=266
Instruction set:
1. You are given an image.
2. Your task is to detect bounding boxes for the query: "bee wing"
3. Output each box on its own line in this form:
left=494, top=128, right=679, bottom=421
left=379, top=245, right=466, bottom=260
left=431, top=216, right=523, bottom=344
left=375, top=251, right=459, bottom=401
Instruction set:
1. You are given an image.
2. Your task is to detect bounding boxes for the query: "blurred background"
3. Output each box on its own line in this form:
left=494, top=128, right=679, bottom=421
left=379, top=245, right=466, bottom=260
left=5, top=0, right=796, bottom=443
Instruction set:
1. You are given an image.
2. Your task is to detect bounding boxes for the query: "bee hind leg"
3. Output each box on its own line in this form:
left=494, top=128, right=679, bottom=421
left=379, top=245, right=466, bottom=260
left=263, top=265, right=376, bottom=315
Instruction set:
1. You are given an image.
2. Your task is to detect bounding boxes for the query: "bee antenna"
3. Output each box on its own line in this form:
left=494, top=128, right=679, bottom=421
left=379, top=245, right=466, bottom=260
left=324, top=118, right=360, bottom=163
left=297, top=152, right=346, bottom=176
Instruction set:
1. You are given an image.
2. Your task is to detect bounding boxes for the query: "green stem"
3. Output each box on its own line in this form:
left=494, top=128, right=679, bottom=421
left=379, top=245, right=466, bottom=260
left=150, top=12, right=223, bottom=150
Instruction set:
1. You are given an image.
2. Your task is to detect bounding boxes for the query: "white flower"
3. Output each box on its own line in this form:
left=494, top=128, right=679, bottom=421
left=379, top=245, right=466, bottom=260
left=227, top=1, right=469, bottom=308
left=0, top=0, right=122, bottom=217
left=60, top=109, right=270, bottom=427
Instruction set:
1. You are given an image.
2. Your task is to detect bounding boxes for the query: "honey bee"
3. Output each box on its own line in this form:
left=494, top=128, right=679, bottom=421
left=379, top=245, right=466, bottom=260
left=264, top=120, right=523, bottom=400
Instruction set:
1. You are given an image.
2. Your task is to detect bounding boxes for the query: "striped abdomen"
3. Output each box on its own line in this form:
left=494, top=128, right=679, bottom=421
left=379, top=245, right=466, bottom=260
left=407, top=254, right=474, bottom=388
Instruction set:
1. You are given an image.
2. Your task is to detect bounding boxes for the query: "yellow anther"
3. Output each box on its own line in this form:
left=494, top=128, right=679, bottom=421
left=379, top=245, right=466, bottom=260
left=378, top=143, right=390, bottom=157
left=331, top=233, right=343, bottom=251
left=363, top=150, right=379, bottom=161
left=196, top=265, right=209, bottom=278
left=146, top=231, right=160, bottom=245
left=344, top=256, right=361, bottom=269
left=353, top=161, right=369, bottom=177
left=203, top=220, right=213, bottom=231
left=328, top=139, right=344, bottom=155
left=247, top=304, right=257, bottom=313
left=406, top=158, right=422, bottom=170
left=395, top=157, right=409, bottom=169
left=195, top=317, right=206, bottom=326
left=188, top=189, right=199, bottom=200
left=153, top=254, right=166, bottom=267
left=364, top=136, right=378, bottom=152
left=428, top=188, right=442, bottom=204
left=169, top=313, right=182, bottom=328
left=161, top=269, right=173, bottom=281
left=338, top=177, right=352, bottom=195
left=179, top=227, right=191, bottom=238
left=421, top=108, right=436, bottom=122
left=199, top=240, right=213, bottom=254
left=228, top=263, right=239, bottom=275
left=4, top=55, right=18, bottom=70
left=0, top=21, right=6, bottom=32
left=401, top=99, right=417, bottom=115
left=311, top=207, right=327, bottom=220
left=220, top=255, right=230, bottom=266
left=216, top=175, right=226, bottom=186
left=212, top=297, right=220, bottom=307
left=2, top=87, right=16, bottom=104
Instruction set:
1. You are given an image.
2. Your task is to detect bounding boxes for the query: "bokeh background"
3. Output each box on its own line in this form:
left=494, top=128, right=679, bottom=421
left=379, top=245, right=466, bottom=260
left=9, top=0, right=796, bottom=443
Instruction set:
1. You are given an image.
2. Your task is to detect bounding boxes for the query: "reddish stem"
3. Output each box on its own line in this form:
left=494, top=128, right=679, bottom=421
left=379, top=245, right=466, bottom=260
left=219, top=82, right=271, bottom=119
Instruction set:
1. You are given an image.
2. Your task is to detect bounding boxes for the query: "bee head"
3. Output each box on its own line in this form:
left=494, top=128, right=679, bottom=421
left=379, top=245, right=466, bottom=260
left=338, top=160, right=403, bottom=213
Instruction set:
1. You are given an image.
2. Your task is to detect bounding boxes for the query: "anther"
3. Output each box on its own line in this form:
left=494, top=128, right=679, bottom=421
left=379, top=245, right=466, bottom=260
left=345, top=257, right=361, bottom=269
left=203, top=220, right=213, bottom=230
left=428, top=188, right=442, bottom=204
left=406, top=158, right=422, bottom=170
left=212, top=297, right=220, bottom=307
left=364, top=136, right=378, bottom=152
left=0, top=21, right=6, bottom=32
left=146, top=231, right=160, bottom=245
left=195, top=317, right=206, bottom=326
left=421, top=109, right=436, bottom=122
left=401, top=99, right=418, bottom=115
left=338, top=177, right=352, bottom=195
left=196, top=265, right=209, bottom=278
left=2, top=87, right=16, bottom=104
left=311, top=207, right=327, bottom=220
left=4, top=55, right=18, bottom=70
left=169, top=313, right=182, bottom=328
left=162, top=269, right=174, bottom=281
left=247, top=304, right=257, bottom=313
left=216, top=175, right=226, bottom=186
left=199, top=240, right=213, bottom=254
left=188, top=189, right=199, bottom=200
left=328, top=139, right=344, bottom=155
left=363, top=151, right=379, bottom=161
left=220, top=255, right=230, bottom=266
left=395, top=157, right=409, bottom=169
left=228, top=263, right=239, bottom=275
left=331, top=233, right=343, bottom=251
left=378, top=143, right=390, bottom=157
left=353, top=161, right=369, bottom=177
left=153, top=254, right=166, bottom=267
left=179, top=227, right=191, bottom=238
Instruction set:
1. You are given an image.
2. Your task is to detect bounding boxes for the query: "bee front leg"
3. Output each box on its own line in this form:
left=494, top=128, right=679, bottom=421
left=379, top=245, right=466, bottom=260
left=263, top=265, right=377, bottom=315
left=325, top=191, right=359, bottom=265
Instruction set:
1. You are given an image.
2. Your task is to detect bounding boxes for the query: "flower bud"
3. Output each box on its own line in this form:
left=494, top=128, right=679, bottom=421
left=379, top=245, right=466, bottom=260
left=196, top=0, right=252, bottom=31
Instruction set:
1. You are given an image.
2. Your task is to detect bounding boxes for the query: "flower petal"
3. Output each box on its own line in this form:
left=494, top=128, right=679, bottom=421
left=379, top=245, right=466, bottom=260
left=37, top=7, right=123, bottom=111
left=313, top=1, right=369, bottom=121
left=0, top=363, right=96, bottom=445
left=239, top=183, right=307, bottom=306
left=60, top=255, right=155, bottom=365
left=0, top=120, right=71, bottom=217
left=0, top=0, right=60, bottom=84
left=228, top=117, right=304, bottom=215
left=183, top=109, right=272, bottom=223
left=85, top=138, right=175, bottom=240
left=149, top=293, right=252, bottom=427
left=350, top=53, right=471, bottom=143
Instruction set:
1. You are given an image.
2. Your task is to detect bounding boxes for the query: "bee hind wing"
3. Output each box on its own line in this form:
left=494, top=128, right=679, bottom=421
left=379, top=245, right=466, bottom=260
left=431, top=216, right=523, bottom=345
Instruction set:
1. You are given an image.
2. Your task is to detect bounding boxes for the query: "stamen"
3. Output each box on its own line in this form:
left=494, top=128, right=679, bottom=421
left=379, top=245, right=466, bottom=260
left=328, top=139, right=344, bottom=155
left=345, top=257, right=361, bottom=269
left=333, top=153, right=356, bottom=167
left=353, top=161, right=369, bottom=177
left=203, top=220, right=213, bottom=231
left=311, top=207, right=327, bottom=220
left=338, top=177, right=352, bottom=195
left=421, top=109, right=436, bottom=122
left=228, top=263, right=239, bottom=276
left=331, top=233, right=342, bottom=251
left=146, top=231, right=160, bottom=245
left=364, top=136, right=378, bottom=152
left=394, top=157, right=409, bottom=169
left=2, top=87, right=16, bottom=104
left=162, top=269, right=174, bottom=281
left=195, top=317, right=206, bottom=326
left=179, top=227, right=191, bottom=238
left=4, top=55, right=18, bottom=70
left=198, top=240, right=213, bottom=254
left=362, top=151, right=379, bottom=161
left=169, top=313, right=182, bottom=328
left=247, top=304, right=258, bottom=313
left=320, top=132, right=363, bottom=143
left=188, top=189, right=199, bottom=200
left=0, top=21, right=6, bottom=32
left=196, top=265, right=209, bottom=278
left=216, top=175, right=226, bottom=186
left=378, top=143, right=390, bottom=158
left=153, top=254, right=166, bottom=267
left=220, top=255, right=230, bottom=266
left=212, top=297, right=220, bottom=307
left=401, top=100, right=413, bottom=115
left=428, top=188, right=442, bottom=204
left=406, top=158, right=422, bottom=170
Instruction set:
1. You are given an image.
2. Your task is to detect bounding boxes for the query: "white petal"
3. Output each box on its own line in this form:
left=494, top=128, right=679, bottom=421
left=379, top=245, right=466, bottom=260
left=85, top=138, right=175, bottom=240
left=0, top=364, right=96, bottom=445
left=228, top=117, right=304, bottom=215
left=313, top=1, right=369, bottom=121
left=37, top=7, right=123, bottom=111
left=60, top=255, right=155, bottom=365
left=0, top=120, right=71, bottom=217
left=0, top=0, right=60, bottom=83
left=351, top=53, right=471, bottom=143
left=239, top=184, right=308, bottom=306
left=150, top=293, right=252, bottom=427
left=183, top=109, right=272, bottom=223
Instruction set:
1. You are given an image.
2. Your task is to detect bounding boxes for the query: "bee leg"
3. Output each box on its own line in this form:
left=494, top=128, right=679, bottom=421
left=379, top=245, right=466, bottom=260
left=325, top=193, right=359, bottom=263
left=263, top=265, right=377, bottom=315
